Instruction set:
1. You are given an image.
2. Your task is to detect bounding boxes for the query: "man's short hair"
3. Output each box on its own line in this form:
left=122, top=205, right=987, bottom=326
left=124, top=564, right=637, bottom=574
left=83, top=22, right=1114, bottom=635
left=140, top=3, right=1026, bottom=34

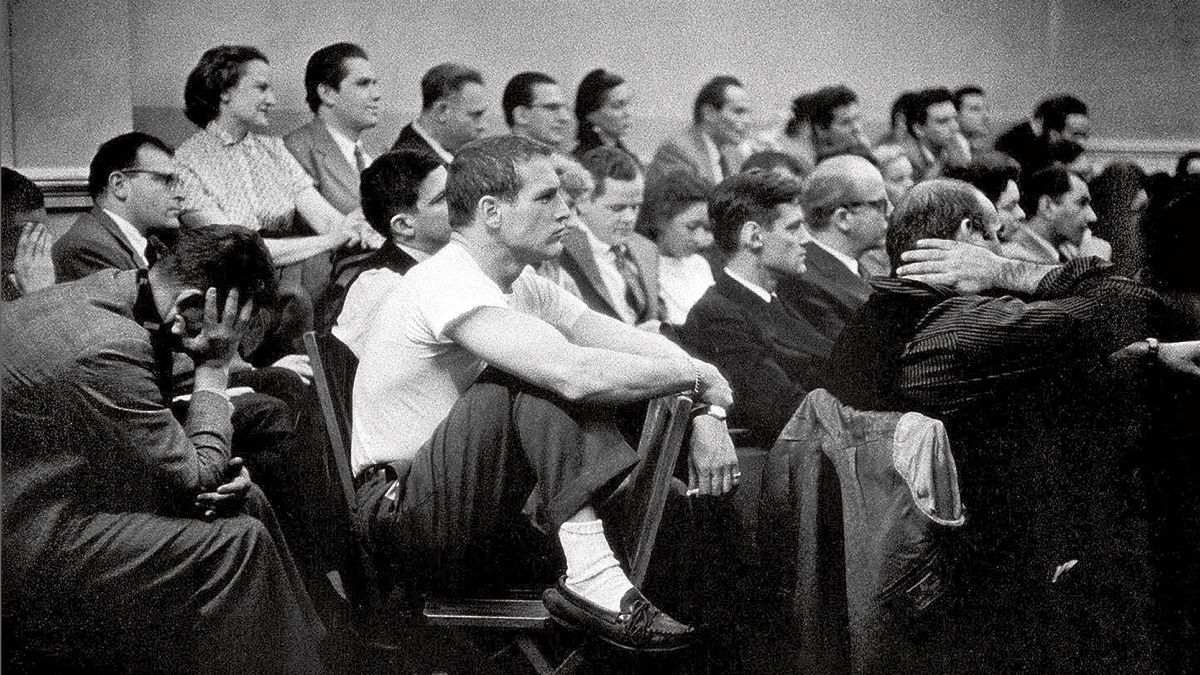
left=184, top=45, right=269, bottom=128
left=693, top=75, right=742, bottom=126
left=156, top=224, right=277, bottom=312
left=502, top=72, right=557, bottom=127
left=1045, top=139, right=1085, bottom=166
left=421, top=63, right=484, bottom=110
left=88, top=132, right=175, bottom=200
left=1034, top=94, right=1088, bottom=134
left=943, top=152, right=1022, bottom=203
left=578, top=147, right=641, bottom=198
left=887, top=178, right=991, bottom=270
left=636, top=170, right=712, bottom=241
left=906, top=87, right=955, bottom=134
left=805, top=85, right=858, bottom=130
left=709, top=170, right=803, bottom=254
left=1174, top=149, right=1200, bottom=178
left=360, top=148, right=443, bottom=236
left=1021, top=164, right=1074, bottom=217
left=445, top=135, right=555, bottom=230
left=953, top=85, right=985, bottom=110
left=304, top=42, right=368, bottom=114
left=887, top=90, right=919, bottom=133
left=740, top=150, right=808, bottom=179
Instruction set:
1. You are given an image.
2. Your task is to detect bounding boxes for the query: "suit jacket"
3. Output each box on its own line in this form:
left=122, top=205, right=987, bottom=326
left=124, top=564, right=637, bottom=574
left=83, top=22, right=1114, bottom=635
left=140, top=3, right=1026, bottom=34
left=777, top=242, right=872, bottom=347
left=559, top=227, right=661, bottom=323
left=283, top=117, right=362, bottom=215
left=646, top=126, right=728, bottom=185
left=390, top=122, right=445, bottom=162
left=676, top=270, right=831, bottom=445
left=51, top=207, right=158, bottom=282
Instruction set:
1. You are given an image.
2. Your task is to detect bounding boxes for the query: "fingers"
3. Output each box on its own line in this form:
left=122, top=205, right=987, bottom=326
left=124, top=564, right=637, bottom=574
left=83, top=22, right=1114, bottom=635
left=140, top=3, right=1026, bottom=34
left=236, top=297, right=255, bottom=329
left=899, top=248, right=951, bottom=264
left=221, top=287, right=240, bottom=326
left=913, top=239, right=957, bottom=250
left=33, top=225, right=51, bottom=258
left=203, top=287, right=219, bottom=326
left=895, top=261, right=949, bottom=277
left=894, top=273, right=956, bottom=287
left=687, top=462, right=698, bottom=495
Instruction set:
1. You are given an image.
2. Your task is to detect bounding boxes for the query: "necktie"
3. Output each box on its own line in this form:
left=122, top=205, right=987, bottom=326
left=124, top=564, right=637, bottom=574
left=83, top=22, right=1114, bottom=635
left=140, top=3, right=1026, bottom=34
left=718, top=151, right=731, bottom=179
left=354, top=145, right=369, bottom=173
left=611, top=244, right=649, bottom=322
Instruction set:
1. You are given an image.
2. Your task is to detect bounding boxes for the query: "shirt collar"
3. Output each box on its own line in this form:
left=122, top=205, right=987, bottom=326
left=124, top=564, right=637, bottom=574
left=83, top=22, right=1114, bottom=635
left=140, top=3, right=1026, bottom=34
left=576, top=222, right=616, bottom=259
left=205, top=124, right=244, bottom=147
left=395, top=241, right=433, bottom=263
left=102, top=208, right=150, bottom=267
left=411, top=120, right=454, bottom=163
left=809, top=237, right=860, bottom=275
left=324, top=119, right=366, bottom=168
left=723, top=266, right=773, bottom=303
left=699, top=129, right=723, bottom=179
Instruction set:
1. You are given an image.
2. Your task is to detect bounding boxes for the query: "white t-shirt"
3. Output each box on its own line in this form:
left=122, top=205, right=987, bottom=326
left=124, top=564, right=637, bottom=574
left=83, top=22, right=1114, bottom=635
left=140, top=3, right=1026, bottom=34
left=342, top=240, right=588, bottom=474
left=658, top=253, right=715, bottom=325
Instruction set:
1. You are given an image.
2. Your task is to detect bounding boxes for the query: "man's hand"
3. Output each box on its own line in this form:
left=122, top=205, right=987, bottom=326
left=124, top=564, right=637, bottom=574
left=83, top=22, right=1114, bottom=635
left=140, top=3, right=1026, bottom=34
left=895, top=239, right=1007, bottom=294
left=687, top=415, right=739, bottom=497
left=1158, top=340, right=1200, bottom=378
left=271, top=354, right=313, bottom=385
left=194, top=457, right=252, bottom=519
left=9, top=222, right=56, bottom=295
left=180, top=287, right=254, bottom=369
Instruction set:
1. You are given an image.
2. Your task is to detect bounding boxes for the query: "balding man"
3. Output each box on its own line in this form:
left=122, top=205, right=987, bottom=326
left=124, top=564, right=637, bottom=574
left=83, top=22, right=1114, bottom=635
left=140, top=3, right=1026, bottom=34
left=776, top=155, right=888, bottom=346
left=391, top=63, right=488, bottom=163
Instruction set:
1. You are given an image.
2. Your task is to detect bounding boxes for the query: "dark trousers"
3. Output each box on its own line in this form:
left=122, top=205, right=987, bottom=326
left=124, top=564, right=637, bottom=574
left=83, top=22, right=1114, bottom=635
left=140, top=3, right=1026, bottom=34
left=4, top=486, right=324, bottom=674
left=355, top=371, right=640, bottom=593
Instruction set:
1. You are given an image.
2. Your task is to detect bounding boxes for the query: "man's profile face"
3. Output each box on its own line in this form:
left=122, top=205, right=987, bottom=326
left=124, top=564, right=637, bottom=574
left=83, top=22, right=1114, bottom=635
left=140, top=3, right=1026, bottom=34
left=759, top=201, right=810, bottom=277
left=408, top=165, right=450, bottom=252
left=818, top=102, right=863, bottom=148
left=916, top=101, right=960, bottom=149
left=994, top=179, right=1025, bottom=242
left=576, top=175, right=644, bottom=247
left=519, top=83, right=571, bottom=147
left=1050, top=174, right=1096, bottom=246
left=440, top=82, right=489, bottom=152
left=1051, top=113, right=1091, bottom=144
left=496, top=156, right=571, bottom=265
left=125, top=146, right=183, bottom=232
left=842, top=166, right=891, bottom=251
left=957, top=93, right=989, bottom=138
left=656, top=201, right=712, bottom=259
left=327, top=57, right=381, bottom=133
left=706, top=85, right=752, bottom=146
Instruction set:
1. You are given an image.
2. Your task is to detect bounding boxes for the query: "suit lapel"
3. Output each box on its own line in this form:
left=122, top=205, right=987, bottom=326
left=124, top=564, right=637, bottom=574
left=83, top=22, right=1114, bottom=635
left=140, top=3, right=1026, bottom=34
left=561, top=227, right=620, bottom=315
left=309, top=120, right=360, bottom=194
left=804, top=244, right=871, bottom=308
left=92, top=207, right=143, bottom=269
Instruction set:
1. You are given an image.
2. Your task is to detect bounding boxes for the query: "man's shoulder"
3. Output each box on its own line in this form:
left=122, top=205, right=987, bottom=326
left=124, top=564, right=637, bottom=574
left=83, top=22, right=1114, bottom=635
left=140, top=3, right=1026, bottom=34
left=5, top=273, right=149, bottom=360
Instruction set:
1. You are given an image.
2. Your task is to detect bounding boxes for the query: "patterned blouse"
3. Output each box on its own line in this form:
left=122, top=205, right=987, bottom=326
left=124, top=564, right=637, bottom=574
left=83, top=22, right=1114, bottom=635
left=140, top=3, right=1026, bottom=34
left=175, top=126, right=313, bottom=234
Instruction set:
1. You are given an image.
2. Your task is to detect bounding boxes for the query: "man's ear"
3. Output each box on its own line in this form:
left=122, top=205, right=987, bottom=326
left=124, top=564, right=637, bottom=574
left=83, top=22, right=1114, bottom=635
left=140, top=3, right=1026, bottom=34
left=107, top=171, right=132, bottom=201
left=389, top=213, right=414, bottom=241
left=739, top=220, right=762, bottom=250
left=512, top=105, right=530, bottom=127
left=167, top=288, right=205, bottom=337
left=317, top=82, right=339, bottom=108
left=1038, top=194, right=1055, bottom=218
left=479, top=196, right=502, bottom=230
left=833, top=206, right=853, bottom=233
left=432, top=98, right=452, bottom=122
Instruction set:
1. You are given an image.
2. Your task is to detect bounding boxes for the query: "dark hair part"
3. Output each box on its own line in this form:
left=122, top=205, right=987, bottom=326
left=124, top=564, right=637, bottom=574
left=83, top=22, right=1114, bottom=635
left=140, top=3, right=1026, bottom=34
left=943, top=152, right=1021, bottom=203
left=693, top=75, right=742, bottom=126
left=575, top=69, right=625, bottom=148
left=887, top=178, right=991, bottom=270
left=184, top=45, right=269, bottom=128
left=502, top=71, right=557, bottom=127
left=445, top=135, right=555, bottom=230
left=156, top=224, right=277, bottom=311
left=952, top=85, right=984, bottom=110
left=360, top=148, right=444, bottom=236
left=1035, top=94, right=1088, bottom=134
left=906, top=87, right=955, bottom=134
left=888, top=90, right=919, bottom=133
left=578, top=146, right=641, bottom=198
left=88, top=132, right=175, bottom=200
left=421, top=62, right=484, bottom=110
left=636, top=170, right=711, bottom=240
left=304, top=42, right=368, bottom=114
left=708, top=170, right=804, bottom=254
left=1174, top=150, right=1200, bottom=178
left=1021, top=164, right=1074, bottom=217
left=796, top=85, right=858, bottom=132
left=740, top=150, right=808, bottom=179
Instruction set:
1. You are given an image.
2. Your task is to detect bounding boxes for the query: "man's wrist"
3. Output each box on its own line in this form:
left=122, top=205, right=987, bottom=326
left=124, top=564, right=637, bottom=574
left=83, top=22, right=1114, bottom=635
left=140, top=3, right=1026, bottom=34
left=193, top=362, right=231, bottom=393
left=996, top=258, right=1054, bottom=295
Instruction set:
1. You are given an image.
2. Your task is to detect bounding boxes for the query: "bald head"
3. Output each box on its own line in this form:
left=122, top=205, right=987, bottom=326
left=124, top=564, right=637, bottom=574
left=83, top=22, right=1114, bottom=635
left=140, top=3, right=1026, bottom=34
left=802, top=155, right=887, bottom=231
left=886, top=178, right=997, bottom=269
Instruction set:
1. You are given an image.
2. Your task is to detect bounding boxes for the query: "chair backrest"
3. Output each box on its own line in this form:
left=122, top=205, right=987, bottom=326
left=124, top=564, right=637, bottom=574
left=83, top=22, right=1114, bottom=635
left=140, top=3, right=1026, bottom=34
left=304, top=330, right=359, bottom=508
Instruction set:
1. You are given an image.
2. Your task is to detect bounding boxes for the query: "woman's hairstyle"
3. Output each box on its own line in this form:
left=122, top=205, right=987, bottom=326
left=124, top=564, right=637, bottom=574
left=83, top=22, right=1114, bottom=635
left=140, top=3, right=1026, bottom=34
left=184, top=45, right=269, bottom=128
left=636, top=170, right=712, bottom=241
left=574, top=69, right=625, bottom=147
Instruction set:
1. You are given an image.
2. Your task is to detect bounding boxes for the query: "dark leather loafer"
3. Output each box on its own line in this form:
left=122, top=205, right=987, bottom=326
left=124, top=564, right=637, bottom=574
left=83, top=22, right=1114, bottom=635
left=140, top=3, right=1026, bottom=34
left=542, top=577, right=696, bottom=653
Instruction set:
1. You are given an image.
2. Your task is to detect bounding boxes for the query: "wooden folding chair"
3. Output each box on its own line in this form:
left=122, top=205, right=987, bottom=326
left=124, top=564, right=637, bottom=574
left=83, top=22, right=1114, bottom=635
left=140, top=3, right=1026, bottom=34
left=304, top=331, right=693, bottom=673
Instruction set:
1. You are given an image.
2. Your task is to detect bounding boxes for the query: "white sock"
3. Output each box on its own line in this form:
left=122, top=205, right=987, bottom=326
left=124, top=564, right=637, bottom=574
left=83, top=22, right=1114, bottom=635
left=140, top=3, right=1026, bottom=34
left=558, top=518, right=634, bottom=613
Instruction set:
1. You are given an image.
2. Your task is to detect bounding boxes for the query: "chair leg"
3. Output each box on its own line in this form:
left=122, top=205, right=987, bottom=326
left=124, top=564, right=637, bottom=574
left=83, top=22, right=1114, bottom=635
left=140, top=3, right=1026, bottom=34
left=514, top=635, right=555, bottom=675
left=552, top=647, right=587, bottom=675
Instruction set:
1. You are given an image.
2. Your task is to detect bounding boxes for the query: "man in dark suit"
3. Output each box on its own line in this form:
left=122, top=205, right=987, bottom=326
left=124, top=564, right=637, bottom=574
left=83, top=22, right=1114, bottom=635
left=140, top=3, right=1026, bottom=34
left=3, top=226, right=324, bottom=672
left=391, top=63, right=487, bottom=164
left=777, top=155, right=887, bottom=346
left=52, top=132, right=180, bottom=281
left=677, top=171, right=829, bottom=446
left=561, top=147, right=662, bottom=328
left=319, top=147, right=450, bottom=332
left=646, top=75, right=751, bottom=185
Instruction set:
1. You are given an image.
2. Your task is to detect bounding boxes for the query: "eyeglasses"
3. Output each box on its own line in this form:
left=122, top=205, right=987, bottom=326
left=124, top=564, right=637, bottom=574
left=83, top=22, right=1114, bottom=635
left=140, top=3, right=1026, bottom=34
left=843, top=198, right=891, bottom=215
left=530, top=102, right=568, bottom=113
left=118, top=169, right=181, bottom=189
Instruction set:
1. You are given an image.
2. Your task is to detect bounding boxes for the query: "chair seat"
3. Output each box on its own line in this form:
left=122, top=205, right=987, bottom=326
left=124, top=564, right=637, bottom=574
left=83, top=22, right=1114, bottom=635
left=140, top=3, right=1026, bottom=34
left=423, top=597, right=551, bottom=629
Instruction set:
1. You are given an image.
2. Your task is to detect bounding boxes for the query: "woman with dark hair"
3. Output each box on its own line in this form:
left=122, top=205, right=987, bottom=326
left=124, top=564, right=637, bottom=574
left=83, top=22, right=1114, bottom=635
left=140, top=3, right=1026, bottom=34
left=635, top=170, right=715, bottom=325
left=573, top=69, right=634, bottom=158
left=176, top=46, right=373, bottom=294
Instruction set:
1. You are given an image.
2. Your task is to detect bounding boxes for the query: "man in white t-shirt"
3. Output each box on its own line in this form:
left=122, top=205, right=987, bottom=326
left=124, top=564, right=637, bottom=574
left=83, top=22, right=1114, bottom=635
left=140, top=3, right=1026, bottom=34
left=337, top=135, right=738, bottom=653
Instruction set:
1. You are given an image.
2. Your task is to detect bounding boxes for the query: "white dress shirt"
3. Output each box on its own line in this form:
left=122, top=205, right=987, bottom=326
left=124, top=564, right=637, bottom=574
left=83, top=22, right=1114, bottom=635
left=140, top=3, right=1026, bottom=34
left=325, top=121, right=372, bottom=171
left=411, top=120, right=454, bottom=164
left=723, top=266, right=774, bottom=304
left=102, top=208, right=149, bottom=268
left=579, top=223, right=637, bottom=324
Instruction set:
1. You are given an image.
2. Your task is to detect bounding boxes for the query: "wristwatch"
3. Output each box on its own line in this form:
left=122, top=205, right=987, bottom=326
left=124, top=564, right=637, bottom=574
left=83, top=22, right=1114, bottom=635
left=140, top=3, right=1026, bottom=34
left=1145, top=337, right=1160, bottom=362
left=691, top=404, right=728, bottom=422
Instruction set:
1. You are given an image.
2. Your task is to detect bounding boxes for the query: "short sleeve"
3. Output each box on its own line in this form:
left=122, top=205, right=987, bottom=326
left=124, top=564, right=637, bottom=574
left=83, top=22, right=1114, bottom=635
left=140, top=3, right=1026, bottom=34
left=511, top=268, right=588, bottom=331
left=266, top=136, right=316, bottom=197
left=416, top=253, right=509, bottom=341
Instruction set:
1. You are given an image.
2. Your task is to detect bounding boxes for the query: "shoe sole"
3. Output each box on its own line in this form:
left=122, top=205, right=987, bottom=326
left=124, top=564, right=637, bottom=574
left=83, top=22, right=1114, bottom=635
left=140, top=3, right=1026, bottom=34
left=547, top=612, right=695, bottom=654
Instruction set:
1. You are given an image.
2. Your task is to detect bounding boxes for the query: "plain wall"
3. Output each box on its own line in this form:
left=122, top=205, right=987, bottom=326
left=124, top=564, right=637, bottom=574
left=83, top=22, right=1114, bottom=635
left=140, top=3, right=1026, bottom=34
left=126, top=0, right=1200, bottom=158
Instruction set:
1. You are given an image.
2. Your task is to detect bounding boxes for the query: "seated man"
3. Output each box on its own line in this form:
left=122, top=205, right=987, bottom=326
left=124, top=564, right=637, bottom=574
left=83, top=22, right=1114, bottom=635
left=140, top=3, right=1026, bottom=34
left=316, top=147, right=449, bottom=331
left=335, top=135, right=737, bottom=652
left=901, top=87, right=972, bottom=181
left=560, top=147, right=662, bottom=329
left=677, top=171, right=829, bottom=446
left=2, top=226, right=323, bottom=672
left=1004, top=163, right=1106, bottom=263
left=777, top=155, right=887, bottom=347
left=825, top=178, right=1200, bottom=671
left=943, top=152, right=1025, bottom=242
left=646, top=75, right=751, bottom=185
left=1, top=167, right=54, bottom=300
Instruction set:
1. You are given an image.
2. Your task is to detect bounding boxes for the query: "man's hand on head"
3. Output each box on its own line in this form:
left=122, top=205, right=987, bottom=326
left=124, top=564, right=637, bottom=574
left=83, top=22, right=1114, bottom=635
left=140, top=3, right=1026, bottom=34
left=181, top=287, right=254, bottom=369
left=895, top=239, right=1006, bottom=294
